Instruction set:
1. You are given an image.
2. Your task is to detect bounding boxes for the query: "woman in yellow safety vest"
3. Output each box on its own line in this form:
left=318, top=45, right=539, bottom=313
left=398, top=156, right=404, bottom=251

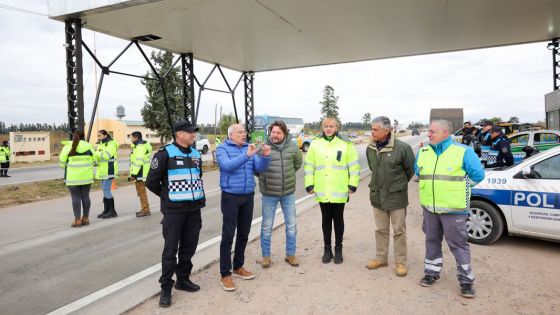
left=304, top=117, right=361, bottom=264
left=94, top=130, right=119, bottom=219
left=60, top=130, right=95, bottom=227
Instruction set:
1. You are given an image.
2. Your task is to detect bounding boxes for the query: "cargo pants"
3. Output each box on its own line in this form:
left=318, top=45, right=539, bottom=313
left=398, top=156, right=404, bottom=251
left=422, top=209, right=475, bottom=284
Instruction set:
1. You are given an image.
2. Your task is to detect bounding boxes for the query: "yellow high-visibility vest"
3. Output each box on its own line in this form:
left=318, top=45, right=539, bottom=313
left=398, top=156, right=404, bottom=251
left=304, top=136, right=360, bottom=203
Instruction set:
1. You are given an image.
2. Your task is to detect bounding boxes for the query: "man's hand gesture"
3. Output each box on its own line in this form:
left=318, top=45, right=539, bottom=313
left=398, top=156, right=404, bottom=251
left=262, top=144, right=271, bottom=157
left=247, top=144, right=257, bottom=157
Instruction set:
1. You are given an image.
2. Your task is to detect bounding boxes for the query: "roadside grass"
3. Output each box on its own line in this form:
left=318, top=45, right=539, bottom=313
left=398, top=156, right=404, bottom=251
left=0, top=163, right=218, bottom=209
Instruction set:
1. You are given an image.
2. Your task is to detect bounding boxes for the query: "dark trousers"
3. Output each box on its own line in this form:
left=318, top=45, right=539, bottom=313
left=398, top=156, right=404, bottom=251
left=159, top=210, right=202, bottom=289
left=219, top=192, right=254, bottom=277
left=67, top=184, right=91, bottom=218
left=0, top=162, right=9, bottom=176
left=320, top=202, right=345, bottom=248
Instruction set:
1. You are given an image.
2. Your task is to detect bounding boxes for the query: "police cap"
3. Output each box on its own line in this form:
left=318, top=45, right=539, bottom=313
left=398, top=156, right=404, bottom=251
left=491, top=126, right=502, bottom=133
left=173, top=120, right=199, bottom=133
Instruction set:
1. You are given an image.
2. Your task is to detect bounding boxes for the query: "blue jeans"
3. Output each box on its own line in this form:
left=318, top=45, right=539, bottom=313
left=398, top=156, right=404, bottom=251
left=260, top=193, right=297, bottom=257
left=101, top=179, right=113, bottom=199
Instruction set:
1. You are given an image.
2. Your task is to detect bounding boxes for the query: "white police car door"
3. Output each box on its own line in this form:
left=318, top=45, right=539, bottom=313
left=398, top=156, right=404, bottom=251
left=511, top=154, right=560, bottom=237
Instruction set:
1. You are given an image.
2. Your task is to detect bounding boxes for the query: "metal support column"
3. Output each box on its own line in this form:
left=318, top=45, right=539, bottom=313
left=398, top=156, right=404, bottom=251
left=243, top=72, right=255, bottom=140
left=550, top=38, right=560, bottom=91
left=64, top=19, right=85, bottom=135
left=181, top=53, right=196, bottom=123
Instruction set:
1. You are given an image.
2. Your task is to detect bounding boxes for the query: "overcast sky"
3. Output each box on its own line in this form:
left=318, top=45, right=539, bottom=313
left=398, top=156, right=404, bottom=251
left=0, top=1, right=553, bottom=130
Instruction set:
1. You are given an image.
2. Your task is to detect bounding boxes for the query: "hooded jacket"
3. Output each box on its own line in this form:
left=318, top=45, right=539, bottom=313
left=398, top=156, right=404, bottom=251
left=258, top=135, right=302, bottom=196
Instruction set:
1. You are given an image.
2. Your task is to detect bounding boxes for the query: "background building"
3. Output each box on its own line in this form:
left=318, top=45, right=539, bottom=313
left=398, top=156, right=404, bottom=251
left=8, top=131, right=51, bottom=162
left=545, top=90, right=560, bottom=130
left=86, top=119, right=161, bottom=145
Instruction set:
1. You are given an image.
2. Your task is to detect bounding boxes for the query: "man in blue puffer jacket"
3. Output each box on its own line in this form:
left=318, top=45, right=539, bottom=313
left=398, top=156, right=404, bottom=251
left=216, top=123, right=271, bottom=291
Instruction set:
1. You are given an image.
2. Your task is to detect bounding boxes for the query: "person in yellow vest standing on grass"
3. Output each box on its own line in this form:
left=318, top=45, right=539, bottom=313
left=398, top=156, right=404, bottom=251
left=0, top=140, right=11, bottom=177
left=94, top=129, right=119, bottom=219
left=130, top=131, right=152, bottom=217
left=304, top=116, right=361, bottom=264
left=60, top=130, right=95, bottom=227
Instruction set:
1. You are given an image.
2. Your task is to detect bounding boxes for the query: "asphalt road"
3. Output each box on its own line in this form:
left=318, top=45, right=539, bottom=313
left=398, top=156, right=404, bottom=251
left=0, top=153, right=214, bottom=187
left=0, top=135, right=426, bottom=315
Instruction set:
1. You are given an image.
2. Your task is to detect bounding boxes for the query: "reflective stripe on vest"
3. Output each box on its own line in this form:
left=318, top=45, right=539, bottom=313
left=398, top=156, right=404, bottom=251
left=417, top=144, right=468, bottom=214
left=165, top=144, right=205, bottom=202
left=64, top=146, right=94, bottom=186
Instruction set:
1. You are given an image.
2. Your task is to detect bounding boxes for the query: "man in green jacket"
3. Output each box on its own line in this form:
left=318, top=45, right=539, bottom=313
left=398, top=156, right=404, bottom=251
left=365, top=116, right=415, bottom=277
left=258, top=120, right=302, bottom=268
left=130, top=131, right=152, bottom=217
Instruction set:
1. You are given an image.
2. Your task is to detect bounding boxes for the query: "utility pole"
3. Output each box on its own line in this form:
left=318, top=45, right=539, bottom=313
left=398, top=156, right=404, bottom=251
left=214, top=103, right=217, bottom=138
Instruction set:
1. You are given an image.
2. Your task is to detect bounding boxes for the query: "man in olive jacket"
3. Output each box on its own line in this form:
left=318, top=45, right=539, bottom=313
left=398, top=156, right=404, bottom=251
left=258, top=120, right=303, bottom=268
left=365, top=116, right=415, bottom=277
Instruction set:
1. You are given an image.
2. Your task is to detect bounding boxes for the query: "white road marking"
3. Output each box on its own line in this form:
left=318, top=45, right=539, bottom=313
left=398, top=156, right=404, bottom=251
left=46, top=193, right=316, bottom=315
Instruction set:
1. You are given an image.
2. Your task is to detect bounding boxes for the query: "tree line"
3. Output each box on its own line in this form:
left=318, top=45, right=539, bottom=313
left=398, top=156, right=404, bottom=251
left=0, top=121, right=69, bottom=134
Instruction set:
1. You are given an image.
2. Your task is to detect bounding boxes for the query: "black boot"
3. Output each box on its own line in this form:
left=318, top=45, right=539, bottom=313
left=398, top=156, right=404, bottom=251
left=175, top=277, right=200, bottom=292
left=334, top=246, right=343, bottom=264
left=101, top=198, right=118, bottom=219
left=159, top=287, right=172, bottom=307
left=322, top=246, right=333, bottom=264
left=97, top=198, right=109, bottom=218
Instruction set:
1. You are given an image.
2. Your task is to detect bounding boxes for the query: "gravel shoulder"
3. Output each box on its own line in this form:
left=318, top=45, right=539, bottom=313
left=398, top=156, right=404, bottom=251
left=129, top=180, right=560, bottom=315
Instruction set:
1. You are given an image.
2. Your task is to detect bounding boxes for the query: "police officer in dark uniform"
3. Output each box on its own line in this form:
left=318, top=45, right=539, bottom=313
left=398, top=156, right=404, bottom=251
left=146, top=121, right=206, bottom=308
left=460, top=121, right=477, bottom=147
left=486, top=125, right=514, bottom=168
left=478, top=121, right=493, bottom=146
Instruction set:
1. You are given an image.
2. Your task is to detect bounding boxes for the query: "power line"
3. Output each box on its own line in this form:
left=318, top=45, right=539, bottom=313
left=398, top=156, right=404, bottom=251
left=0, top=3, right=48, bottom=17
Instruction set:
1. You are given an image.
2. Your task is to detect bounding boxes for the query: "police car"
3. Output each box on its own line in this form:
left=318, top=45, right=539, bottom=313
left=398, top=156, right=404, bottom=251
left=508, top=129, right=560, bottom=164
left=468, top=146, right=560, bottom=245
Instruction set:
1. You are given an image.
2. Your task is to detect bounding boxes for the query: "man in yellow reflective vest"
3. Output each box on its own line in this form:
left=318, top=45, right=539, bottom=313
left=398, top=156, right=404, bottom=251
left=0, top=140, right=11, bottom=177
left=415, top=120, right=484, bottom=298
left=130, top=131, right=152, bottom=217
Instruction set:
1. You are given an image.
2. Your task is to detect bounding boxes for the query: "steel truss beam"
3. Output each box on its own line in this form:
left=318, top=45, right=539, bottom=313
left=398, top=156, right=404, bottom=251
left=64, top=18, right=255, bottom=142
left=550, top=38, right=560, bottom=91
left=64, top=19, right=85, bottom=136
left=243, top=72, right=255, bottom=140
left=181, top=53, right=196, bottom=123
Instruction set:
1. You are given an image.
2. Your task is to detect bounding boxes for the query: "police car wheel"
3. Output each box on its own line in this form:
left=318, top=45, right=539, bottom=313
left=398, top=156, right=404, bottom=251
left=202, top=145, right=209, bottom=155
left=467, top=200, right=505, bottom=245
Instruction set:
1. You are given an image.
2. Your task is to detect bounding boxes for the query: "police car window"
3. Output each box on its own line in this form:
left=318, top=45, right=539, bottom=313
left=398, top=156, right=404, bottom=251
left=509, top=134, right=529, bottom=145
left=532, top=155, right=560, bottom=179
left=534, top=133, right=560, bottom=145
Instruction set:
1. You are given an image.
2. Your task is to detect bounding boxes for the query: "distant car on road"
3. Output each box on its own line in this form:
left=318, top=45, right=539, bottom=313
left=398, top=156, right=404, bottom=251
left=411, top=128, right=420, bottom=136
left=348, top=132, right=358, bottom=138
left=195, top=135, right=210, bottom=154
left=468, top=146, right=560, bottom=245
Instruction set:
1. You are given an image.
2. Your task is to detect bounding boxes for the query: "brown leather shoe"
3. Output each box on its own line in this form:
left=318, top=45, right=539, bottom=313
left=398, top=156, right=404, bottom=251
left=261, top=256, right=271, bottom=268
left=136, top=211, right=151, bottom=217
left=220, top=276, right=236, bottom=291
left=285, top=255, right=299, bottom=267
left=233, top=267, right=255, bottom=280
left=366, top=259, right=388, bottom=270
left=395, top=263, right=408, bottom=277
left=71, top=218, right=82, bottom=228
left=81, top=216, right=89, bottom=226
